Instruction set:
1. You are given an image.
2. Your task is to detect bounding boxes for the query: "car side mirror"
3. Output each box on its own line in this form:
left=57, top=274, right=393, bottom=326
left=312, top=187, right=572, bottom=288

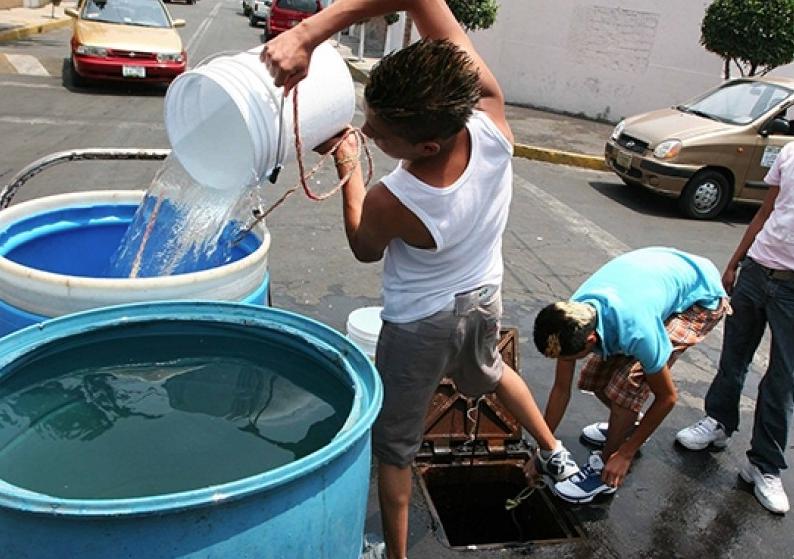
left=763, top=118, right=790, bottom=136
left=172, top=18, right=186, bottom=28
left=65, top=7, right=78, bottom=17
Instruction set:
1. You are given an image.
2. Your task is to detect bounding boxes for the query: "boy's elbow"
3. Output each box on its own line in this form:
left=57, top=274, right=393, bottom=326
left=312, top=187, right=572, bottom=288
left=351, top=245, right=383, bottom=263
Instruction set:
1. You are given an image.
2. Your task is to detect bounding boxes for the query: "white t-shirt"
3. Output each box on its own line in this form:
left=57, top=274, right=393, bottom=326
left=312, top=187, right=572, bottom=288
left=379, top=111, right=513, bottom=323
left=751, top=142, right=794, bottom=271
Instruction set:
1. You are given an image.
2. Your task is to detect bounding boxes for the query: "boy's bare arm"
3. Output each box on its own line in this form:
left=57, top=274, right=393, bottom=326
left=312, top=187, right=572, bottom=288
left=544, top=359, right=575, bottom=433
left=262, top=0, right=512, bottom=142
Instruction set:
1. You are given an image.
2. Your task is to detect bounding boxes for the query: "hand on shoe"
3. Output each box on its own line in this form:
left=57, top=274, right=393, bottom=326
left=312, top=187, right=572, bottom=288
left=602, top=449, right=634, bottom=488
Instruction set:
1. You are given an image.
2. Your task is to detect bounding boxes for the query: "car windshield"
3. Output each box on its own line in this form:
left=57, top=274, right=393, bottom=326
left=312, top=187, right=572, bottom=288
left=277, top=0, right=316, bottom=13
left=678, top=81, right=793, bottom=125
left=82, top=0, right=170, bottom=28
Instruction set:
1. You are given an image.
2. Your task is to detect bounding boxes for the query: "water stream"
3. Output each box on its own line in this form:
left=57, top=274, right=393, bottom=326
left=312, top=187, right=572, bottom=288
left=108, top=156, right=259, bottom=278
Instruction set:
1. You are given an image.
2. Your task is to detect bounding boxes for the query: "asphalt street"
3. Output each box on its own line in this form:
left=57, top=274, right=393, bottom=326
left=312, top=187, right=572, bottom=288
left=0, top=0, right=791, bottom=556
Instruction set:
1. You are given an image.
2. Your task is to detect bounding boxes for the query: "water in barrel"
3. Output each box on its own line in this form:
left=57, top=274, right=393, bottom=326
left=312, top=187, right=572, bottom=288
left=0, top=321, right=352, bottom=499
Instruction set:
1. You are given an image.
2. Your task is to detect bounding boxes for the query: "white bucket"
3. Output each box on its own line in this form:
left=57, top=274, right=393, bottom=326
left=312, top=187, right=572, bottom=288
left=346, top=306, right=383, bottom=361
left=163, top=41, right=356, bottom=191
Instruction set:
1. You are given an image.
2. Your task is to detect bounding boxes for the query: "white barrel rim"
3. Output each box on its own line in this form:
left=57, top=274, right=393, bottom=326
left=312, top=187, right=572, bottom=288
left=0, top=190, right=270, bottom=317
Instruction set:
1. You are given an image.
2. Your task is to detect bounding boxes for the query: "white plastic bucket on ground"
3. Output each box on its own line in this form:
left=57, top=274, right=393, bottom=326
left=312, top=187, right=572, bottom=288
left=346, top=306, right=383, bottom=361
left=164, top=41, right=356, bottom=191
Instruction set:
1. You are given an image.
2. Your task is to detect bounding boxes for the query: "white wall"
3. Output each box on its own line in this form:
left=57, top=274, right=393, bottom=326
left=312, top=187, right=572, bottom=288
left=470, top=0, right=794, bottom=123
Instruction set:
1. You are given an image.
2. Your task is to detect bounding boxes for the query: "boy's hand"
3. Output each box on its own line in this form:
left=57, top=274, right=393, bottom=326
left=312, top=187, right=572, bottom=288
left=261, top=26, right=313, bottom=93
left=314, top=127, right=359, bottom=160
left=602, top=449, right=633, bottom=488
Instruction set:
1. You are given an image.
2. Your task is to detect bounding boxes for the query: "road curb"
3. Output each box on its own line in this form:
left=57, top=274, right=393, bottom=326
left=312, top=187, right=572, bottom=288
left=0, top=17, right=71, bottom=44
left=513, top=144, right=608, bottom=171
left=343, top=58, right=608, bottom=172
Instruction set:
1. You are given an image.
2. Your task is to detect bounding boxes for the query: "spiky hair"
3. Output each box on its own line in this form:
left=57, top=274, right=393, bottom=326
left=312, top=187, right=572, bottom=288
left=533, top=302, right=598, bottom=358
left=365, top=38, right=481, bottom=143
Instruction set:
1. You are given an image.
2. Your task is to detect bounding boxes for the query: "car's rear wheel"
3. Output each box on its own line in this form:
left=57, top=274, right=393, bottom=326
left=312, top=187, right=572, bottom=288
left=243, top=5, right=251, bottom=15
left=249, top=13, right=258, bottom=26
left=678, top=170, right=732, bottom=219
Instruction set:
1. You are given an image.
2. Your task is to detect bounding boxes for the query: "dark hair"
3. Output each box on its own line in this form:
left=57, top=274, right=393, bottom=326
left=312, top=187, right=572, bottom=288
left=533, top=302, right=597, bottom=358
left=364, top=38, right=481, bottom=143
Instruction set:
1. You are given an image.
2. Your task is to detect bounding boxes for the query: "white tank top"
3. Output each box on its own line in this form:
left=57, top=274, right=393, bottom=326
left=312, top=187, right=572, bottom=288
left=379, top=110, right=513, bottom=323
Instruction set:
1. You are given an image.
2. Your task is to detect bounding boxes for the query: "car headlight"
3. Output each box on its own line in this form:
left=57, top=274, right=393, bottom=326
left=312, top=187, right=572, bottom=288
left=610, top=120, right=625, bottom=140
left=157, top=52, right=185, bottom=63
left=653, top=140, right=682, bottom=160
left=75, top=44, right=108, bottom=57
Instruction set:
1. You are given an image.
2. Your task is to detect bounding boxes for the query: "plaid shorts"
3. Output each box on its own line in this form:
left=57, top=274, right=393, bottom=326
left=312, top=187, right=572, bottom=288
left=577, top=299, right=729, bottom=412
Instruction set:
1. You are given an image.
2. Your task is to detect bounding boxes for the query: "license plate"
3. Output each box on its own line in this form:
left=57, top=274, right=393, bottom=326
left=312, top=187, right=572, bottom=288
left=761, top=145, right=781, bottom=168
left=122, top=65, right=146, bottom=78
left=616, top=150, right=632, bottom=170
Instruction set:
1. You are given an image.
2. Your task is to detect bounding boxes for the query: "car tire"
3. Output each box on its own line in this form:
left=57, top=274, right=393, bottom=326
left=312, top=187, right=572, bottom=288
left=243, top=5, right=251, bottom=15
left=69, top=58, right=86, bottom=88
left=249, top=14, right=258, bottom=26
left=678, top=170, right=732, bottom=220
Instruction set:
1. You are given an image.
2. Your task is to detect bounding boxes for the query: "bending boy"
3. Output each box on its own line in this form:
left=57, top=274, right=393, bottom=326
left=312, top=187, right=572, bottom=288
left=263, top=1, right=577, bottom=557
left=533, top=247, right=728, bottom=503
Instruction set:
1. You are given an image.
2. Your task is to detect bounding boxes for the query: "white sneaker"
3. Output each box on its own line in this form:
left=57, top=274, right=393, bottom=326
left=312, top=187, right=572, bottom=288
left=580, top=413, right=644, bottom=447
left=536, top=440, right=580, bottom=482
left=552, top=451, right=617, bottom=503
left=740, top=460, right=790, bottom=514
left=675, top=417, right=730, bottom=450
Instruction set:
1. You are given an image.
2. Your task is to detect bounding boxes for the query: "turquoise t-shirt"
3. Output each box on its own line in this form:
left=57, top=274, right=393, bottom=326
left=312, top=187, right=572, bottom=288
left=571, top=247, right=726, bottom=374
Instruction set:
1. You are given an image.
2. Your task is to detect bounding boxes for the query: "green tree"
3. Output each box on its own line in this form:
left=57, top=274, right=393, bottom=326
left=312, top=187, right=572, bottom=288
left=446, top=0, right=499, bottom=32
left=701, top=0, right=794, bottom=79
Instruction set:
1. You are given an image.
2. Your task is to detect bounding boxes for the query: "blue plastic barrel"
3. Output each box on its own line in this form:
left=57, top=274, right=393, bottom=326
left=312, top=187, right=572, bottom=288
left=0, top=301, right=382, bottom=559
left=0, top=191, right=271, bottom=337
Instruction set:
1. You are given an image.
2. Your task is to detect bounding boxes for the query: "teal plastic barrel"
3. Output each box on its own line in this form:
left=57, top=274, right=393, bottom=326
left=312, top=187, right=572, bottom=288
left=0, top=301, right=382, bottom=558
left=0, top=191, right=271, bottom=337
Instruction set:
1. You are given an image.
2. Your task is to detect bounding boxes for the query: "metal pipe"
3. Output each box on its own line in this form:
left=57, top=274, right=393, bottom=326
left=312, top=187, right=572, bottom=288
left=0, top=148, right=170, bottom=209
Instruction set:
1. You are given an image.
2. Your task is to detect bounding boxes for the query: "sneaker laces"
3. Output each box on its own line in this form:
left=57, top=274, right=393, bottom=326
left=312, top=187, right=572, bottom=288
left=691, top=417, right=721, bottom=435
left=761, top=473, right=784, bottom=490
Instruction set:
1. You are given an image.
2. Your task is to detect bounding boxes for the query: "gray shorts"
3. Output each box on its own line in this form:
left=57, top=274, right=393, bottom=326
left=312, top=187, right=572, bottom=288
left=372, top=286, right=503, bottom=467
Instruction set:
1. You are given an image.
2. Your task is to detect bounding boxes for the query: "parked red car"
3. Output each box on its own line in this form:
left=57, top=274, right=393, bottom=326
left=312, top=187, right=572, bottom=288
left=265, top=0, right=322, bottom=40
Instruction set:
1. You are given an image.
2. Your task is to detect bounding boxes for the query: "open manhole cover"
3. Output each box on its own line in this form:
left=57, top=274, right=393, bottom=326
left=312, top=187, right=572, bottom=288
left=416, top=460, right=583, bottom=550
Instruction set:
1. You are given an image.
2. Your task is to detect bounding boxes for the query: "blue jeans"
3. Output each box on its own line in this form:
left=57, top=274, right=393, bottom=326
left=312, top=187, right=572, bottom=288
left=704, top=257, right=794, bottom=475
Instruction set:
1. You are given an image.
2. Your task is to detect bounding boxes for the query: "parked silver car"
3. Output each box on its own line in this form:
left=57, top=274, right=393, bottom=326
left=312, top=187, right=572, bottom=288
left=249, top=0, right=271, bottom=27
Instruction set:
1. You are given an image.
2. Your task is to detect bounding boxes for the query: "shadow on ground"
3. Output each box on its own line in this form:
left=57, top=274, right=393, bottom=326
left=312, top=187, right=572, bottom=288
left=588, top=180, right=757, bottom=225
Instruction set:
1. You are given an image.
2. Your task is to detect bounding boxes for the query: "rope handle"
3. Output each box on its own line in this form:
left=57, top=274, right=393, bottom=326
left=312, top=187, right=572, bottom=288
left=233, top=84, right=373, bottom=242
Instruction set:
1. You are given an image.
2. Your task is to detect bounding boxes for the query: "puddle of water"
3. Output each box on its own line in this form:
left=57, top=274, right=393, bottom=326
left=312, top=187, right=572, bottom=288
left=0, top=321, right=352, bottom=499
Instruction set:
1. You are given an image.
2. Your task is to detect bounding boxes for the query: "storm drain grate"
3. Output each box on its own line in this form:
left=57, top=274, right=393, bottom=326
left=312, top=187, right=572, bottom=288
left=416, top=460, right=584, bottom=550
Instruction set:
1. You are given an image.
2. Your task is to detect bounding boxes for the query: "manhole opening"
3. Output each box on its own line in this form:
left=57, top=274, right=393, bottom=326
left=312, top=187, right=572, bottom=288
left=416, top=460, right=583, bottom=550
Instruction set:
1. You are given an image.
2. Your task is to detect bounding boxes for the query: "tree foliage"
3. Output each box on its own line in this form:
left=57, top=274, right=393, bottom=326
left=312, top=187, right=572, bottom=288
left=446, top=0, right=499, bottom=32
left=701, top=0, right=794, bottom=78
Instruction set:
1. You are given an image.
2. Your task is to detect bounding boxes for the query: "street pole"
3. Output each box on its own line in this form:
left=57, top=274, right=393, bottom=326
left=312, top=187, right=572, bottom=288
left=357, top=21, right=365, bottom=61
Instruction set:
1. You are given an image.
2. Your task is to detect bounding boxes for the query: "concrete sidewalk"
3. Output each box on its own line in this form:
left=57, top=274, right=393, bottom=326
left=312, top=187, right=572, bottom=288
left=0, top=1, right=75, bottom=43
left=334, top=40, right=614, bottom=171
